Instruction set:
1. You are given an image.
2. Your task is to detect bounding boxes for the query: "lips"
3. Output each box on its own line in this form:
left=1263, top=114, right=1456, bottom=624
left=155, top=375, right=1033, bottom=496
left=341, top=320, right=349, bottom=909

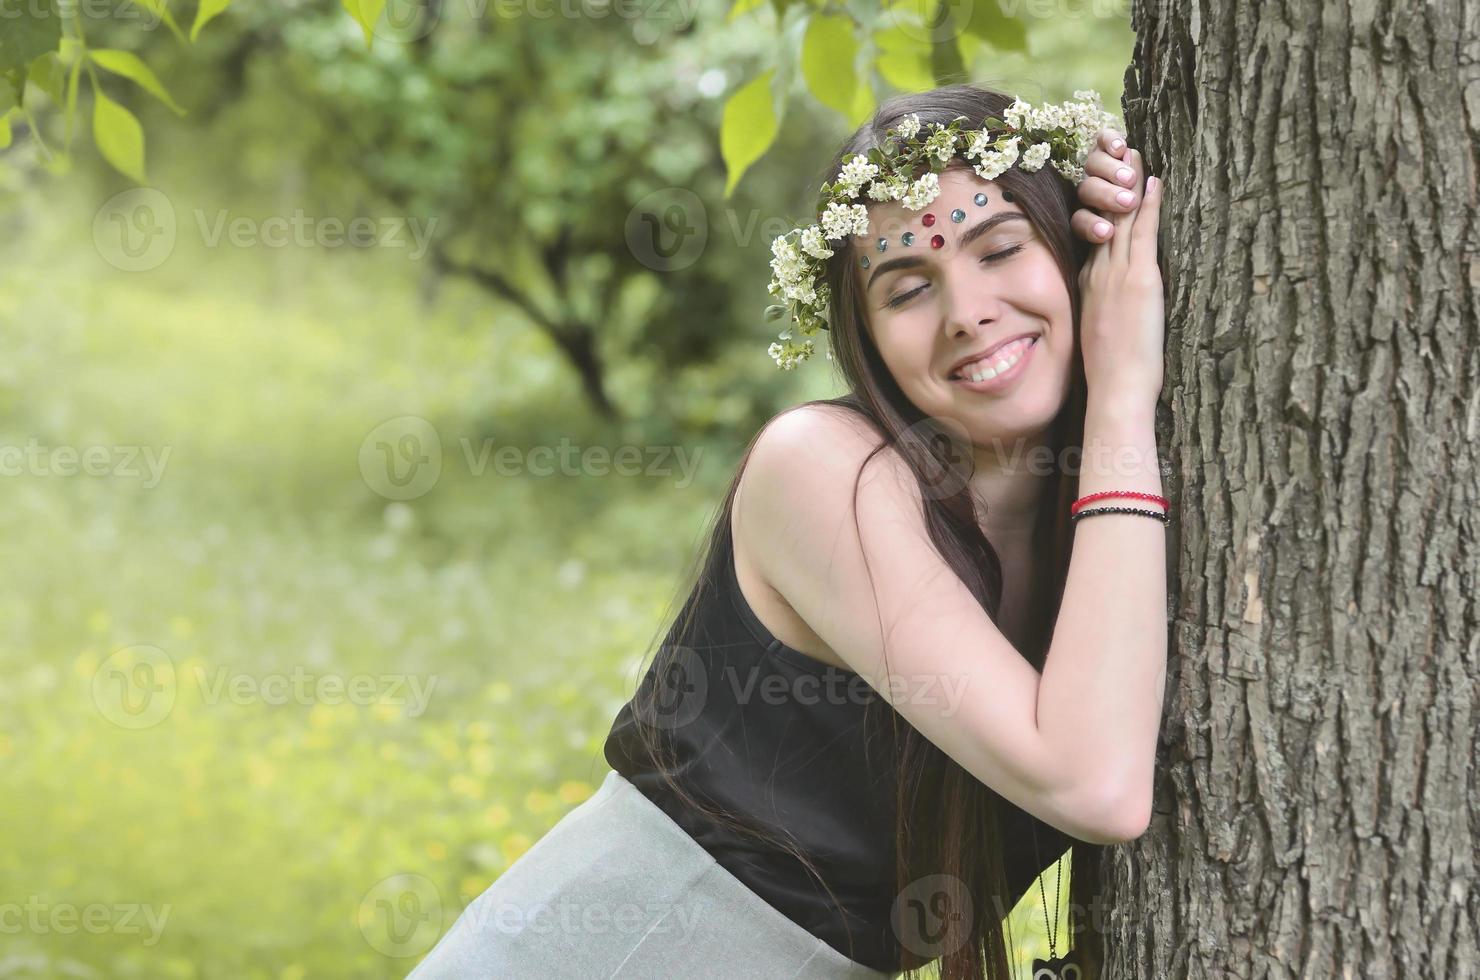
left=946, top=332, right=1039, bottom=379
left=948, top=336, right=1038, bottom=393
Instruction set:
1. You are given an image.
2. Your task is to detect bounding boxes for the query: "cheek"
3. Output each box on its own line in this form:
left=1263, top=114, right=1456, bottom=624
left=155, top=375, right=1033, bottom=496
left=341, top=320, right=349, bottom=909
left=1013, top=257, right=1072, bottom=317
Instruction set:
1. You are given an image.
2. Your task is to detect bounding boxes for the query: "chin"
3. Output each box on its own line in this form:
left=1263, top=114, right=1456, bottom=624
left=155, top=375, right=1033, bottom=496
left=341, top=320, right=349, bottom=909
left=944, top=378, right=1067, bottom=447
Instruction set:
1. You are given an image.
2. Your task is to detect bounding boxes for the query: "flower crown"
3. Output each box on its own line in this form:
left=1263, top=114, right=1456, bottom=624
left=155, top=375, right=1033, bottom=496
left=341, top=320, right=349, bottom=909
left=764, top=90, right=1120, bottom=369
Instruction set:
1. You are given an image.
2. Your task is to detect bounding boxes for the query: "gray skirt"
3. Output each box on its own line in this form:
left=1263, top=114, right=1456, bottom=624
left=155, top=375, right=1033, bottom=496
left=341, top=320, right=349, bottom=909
left=406, top=768, right=900, bottom=980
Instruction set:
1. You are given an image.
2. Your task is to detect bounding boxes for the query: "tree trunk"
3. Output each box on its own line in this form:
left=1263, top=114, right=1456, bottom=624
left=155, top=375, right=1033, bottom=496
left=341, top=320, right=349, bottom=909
left=1117, top=0, right=1479, bottom=976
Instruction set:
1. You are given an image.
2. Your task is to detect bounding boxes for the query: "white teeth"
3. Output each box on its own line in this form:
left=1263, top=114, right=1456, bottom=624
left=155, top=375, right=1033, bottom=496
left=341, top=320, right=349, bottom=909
left=955, top=337, right=1034, bottom=382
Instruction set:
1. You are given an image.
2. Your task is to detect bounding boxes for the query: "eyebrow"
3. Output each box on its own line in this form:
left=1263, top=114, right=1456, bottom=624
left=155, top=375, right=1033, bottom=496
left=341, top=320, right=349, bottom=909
left=864, top=212, right=1028, bottom=291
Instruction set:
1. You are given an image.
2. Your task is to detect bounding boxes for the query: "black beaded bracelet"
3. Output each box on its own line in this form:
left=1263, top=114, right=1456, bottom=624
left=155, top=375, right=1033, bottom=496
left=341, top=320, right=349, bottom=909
left=1069, top=505, right=1169, bottom=525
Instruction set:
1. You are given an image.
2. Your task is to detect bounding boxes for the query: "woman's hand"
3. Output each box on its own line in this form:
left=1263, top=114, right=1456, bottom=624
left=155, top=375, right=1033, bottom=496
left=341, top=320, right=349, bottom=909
left=1070, top=128, right=1141, bottom=245
left=1076, top=148, right=1165, bottom=407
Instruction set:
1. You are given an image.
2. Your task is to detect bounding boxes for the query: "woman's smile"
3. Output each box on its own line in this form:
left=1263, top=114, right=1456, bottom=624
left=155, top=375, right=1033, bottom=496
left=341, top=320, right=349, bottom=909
left=947, top=334, right=1040, bottom=392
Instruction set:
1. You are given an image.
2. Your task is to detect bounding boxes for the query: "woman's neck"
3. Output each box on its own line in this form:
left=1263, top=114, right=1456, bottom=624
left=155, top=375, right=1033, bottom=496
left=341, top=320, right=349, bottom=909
left=968, top=437, right=1053, bottom=545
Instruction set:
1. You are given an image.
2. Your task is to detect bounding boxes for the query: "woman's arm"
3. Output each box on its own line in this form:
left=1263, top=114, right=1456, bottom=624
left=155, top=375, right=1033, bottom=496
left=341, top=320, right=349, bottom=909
left=1034, top=394, right=1167, bottom=840
left=740, top=404, right=1150, bottom=845
left=1038, top=148, right=1169, bottom=838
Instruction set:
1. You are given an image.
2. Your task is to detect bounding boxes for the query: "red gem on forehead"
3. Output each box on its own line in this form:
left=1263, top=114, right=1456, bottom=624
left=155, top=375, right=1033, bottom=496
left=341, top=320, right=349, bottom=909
left=930, top=234, right=945, bottom=248
left=921, top=213, right=936, bottom=226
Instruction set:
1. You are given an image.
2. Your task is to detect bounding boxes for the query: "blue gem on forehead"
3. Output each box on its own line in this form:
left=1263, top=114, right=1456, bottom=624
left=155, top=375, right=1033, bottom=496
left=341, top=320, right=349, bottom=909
left=950, top=208, right=966, bottom=222
left=974, top=192, right=988, bottom=206
left=877, top=237, right=888, bottom=252
left=901, top=231, right=915, bottom=246
left=860, top=255, right=870, bottom=268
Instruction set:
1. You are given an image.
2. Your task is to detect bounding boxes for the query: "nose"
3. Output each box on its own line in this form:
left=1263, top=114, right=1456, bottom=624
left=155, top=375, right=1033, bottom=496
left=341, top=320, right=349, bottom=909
left=941, top=264, right=1002, bottom=341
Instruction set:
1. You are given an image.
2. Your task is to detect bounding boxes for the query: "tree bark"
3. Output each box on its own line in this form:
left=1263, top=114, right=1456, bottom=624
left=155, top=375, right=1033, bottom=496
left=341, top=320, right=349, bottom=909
left=1117, top=0, right=1479, bottom=976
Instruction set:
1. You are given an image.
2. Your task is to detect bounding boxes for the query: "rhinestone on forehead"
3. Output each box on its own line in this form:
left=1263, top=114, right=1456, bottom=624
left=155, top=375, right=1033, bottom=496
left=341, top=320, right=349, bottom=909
left=950, top=208, right=966, bottom=222
left=974, top=192, right=988, bottom=206
left=902, top=231, right=915, bottom=246
left=922, top=213, right=936, bottom=227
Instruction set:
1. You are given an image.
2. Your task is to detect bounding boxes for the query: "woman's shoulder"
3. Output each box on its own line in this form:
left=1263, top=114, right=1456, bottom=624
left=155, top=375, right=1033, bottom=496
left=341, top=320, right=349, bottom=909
left=741, top=399, right=921, bottom=528
left=751, top=398, right=891, bottom=468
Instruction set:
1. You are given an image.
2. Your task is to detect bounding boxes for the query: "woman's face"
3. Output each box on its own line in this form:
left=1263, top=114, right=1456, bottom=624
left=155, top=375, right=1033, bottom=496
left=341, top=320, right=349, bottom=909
left=855, top=167, right=1075, bottom=451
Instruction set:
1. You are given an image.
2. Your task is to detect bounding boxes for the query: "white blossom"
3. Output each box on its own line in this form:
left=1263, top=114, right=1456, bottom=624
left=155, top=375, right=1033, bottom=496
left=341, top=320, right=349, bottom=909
left=1051, top=158, right=1086, bottom=183
left=901, top=171, right=941, bottom=210
left=866, top=175, right=907, bottom=202
left=965, top=127, right=996, bottom=159
left=768, top=337, right=815, bottom=370
left=835, top=155, right=880, bottom=197
left=1003, top=97, right=1032, bottom=129
left=893, top=113, right=922, bottom=139
left=799, top=225, right=834, bottom=260
left=923, top=124, right=958, bottom=163
left=820, top=201, right=870, bottom=239
left=1019, top=142, right=1052, bottom=172
left=970, top=136, right=1020, bottom=180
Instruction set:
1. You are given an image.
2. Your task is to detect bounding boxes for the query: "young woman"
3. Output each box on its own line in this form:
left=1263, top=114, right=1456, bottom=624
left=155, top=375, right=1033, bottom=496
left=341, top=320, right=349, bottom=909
left=408, top=83, right=1167, bottom=980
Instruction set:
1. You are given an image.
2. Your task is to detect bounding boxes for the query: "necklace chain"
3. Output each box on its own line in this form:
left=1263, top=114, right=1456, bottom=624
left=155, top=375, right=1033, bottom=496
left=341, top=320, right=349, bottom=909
left=1029, top=819, right=1063, bottom=959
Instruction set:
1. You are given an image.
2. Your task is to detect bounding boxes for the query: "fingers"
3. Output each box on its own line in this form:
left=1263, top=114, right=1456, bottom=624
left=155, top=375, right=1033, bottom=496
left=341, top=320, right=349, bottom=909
left=1071, top=207, right=1114, bottom=244
left=1097, top=127, right=1127, bottom=159
left=1108, top=149, right=1143, bottom=264
left=1129, top=172, right=1163, bottom=263
left=1076, top=174, right=1140, bottom=215
left=1083, top=147, right=1138, bottom=192
left=1073, top=141, right=1143, bottom=242
left=1071, top=135, right=1141, bottom=247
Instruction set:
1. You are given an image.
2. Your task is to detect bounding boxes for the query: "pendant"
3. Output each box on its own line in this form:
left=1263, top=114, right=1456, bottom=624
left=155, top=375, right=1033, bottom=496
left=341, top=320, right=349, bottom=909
left=1030, top=954, right=1080, bottom=980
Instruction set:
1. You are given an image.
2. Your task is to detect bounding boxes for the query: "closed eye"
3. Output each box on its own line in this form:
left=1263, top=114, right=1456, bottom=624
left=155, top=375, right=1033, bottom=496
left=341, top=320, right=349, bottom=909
left=883, top=244, right=1026, bottom=309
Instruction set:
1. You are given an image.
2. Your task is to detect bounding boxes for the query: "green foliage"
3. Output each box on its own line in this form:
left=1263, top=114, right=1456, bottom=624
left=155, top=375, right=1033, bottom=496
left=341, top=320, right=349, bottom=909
left=719, top=0, right=1046, bottom=198
left=88, top=49, right=185, bottom=115
left=0, top=0, right=381, bottom=182
left=0, top=0, right=61, bottom=76
left=340, top=0, right=388, bottom=46
left=192, top=0, right=234, bottom=42
left=721, top=69, right=781, bottom=198
left=91, top=87, right=145, bottom=181
left=801, top=13, right=866, bottom=124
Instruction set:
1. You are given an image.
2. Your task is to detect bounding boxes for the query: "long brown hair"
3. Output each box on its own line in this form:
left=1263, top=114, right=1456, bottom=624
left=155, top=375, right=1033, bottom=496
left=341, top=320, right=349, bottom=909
left=623, top=83, right=1104, bottom=979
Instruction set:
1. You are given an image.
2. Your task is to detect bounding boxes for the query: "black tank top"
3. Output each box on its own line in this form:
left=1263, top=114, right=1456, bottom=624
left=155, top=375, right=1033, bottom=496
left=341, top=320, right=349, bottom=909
left=602, top=511, right=1071, bottom=972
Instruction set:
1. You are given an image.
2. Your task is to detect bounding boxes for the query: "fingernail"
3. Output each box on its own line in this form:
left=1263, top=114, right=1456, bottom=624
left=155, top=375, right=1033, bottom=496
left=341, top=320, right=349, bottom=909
left=1116, top=190, right=1135, bottom=206
left=1093, top=221, right=1111, bottom=238
left=1111, top=138, right=1124, bottom=151
left=1116, top=166, right=1134, bottom=185
left=1148, top=176, right=1158, bottom=192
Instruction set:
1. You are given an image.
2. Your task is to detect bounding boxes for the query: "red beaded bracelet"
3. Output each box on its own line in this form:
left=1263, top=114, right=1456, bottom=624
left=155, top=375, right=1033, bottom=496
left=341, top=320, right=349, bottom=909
left=1071, top=490, right=1169, bottom=515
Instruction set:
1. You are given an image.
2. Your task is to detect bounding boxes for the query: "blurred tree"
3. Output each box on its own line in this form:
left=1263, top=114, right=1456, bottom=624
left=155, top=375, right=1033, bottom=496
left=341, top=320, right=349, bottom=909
left=3, top=0, right=1129, bottom=427
left=1117, top=0, right=1479, bottom=975
left=169, top=1, right=814, bottom=422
